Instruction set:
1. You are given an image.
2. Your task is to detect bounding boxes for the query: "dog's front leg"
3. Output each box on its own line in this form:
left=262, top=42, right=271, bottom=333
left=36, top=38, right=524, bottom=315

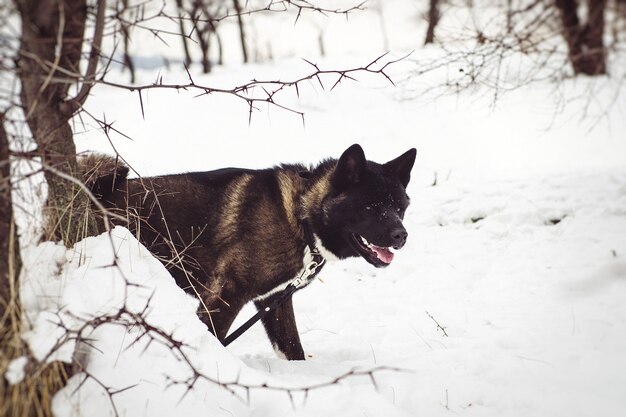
left=254, top=295, right=305, bottom=360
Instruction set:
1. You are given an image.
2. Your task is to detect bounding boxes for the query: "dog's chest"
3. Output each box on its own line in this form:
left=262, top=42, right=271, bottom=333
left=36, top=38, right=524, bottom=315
left=253, top=242, right=327, bottom=301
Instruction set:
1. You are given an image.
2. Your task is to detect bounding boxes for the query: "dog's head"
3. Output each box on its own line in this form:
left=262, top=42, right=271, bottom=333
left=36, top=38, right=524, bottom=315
left=320, top=144, right=416, bottom=268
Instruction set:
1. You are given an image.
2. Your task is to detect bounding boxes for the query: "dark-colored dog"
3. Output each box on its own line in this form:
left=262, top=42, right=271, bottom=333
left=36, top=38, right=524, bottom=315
left=85, top=144, right=416, bottom=360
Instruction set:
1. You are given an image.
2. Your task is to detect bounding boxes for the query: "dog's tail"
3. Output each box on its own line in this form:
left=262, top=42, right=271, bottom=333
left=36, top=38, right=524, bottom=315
left=79, top=154, right=129, bottom=201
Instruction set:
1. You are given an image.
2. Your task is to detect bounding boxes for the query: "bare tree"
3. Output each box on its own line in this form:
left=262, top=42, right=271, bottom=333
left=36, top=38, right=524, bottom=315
left=424, top=0, right=440, bottom=44
left=192, top=0, right=224, bottom=73
left=176, top=0, right=193, bottom=68
left=407, top=0, right=623, bottom=104
left=174, top=0, right=225, bottom=73
left=555, top=0, right=608, bottom=75
left=232, top=0, right=249, bottom=63
left=119, top=0, right=137, bottom=82
left=15, top=0, right=104, bottom=245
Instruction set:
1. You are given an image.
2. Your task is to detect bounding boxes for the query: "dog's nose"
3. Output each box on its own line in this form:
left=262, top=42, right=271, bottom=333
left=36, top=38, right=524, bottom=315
left=390, top=227, right=408, bottom=249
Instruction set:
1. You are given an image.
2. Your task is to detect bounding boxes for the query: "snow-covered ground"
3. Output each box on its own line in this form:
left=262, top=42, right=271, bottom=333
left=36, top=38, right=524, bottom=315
left=9, top=1, right=626, bottom=416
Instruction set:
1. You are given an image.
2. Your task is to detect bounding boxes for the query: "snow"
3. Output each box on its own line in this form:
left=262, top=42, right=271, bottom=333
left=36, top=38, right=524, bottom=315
left=10, top=0, right=626, bottom=416
left=5, top=356, right=28, bottom=385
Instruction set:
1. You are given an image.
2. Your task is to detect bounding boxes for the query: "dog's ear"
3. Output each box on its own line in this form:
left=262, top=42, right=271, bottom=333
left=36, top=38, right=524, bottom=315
left=90, top=164, right=129, bottom=200
left=333, top=144, right=366, bottom=189
left=384, top=148, right=417, bottom=188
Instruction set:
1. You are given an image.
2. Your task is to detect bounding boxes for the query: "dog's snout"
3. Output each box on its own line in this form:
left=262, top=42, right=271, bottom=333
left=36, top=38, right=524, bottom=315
left=390, top=227, right=408, bottom=249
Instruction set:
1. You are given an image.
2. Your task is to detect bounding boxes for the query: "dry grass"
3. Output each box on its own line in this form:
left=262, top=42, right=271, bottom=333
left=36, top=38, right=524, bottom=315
left=0, top=350, right=68, bottom=417
left=1, top=222, right=69, bottom=417
left=0, top=155, right=113, bottom=416
left=39, top=157, right=111, bottom=248
left=41, top=197, right=97, bottom=247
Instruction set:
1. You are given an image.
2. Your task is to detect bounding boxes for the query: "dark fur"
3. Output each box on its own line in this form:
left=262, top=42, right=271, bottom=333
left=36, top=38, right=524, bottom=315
left=84, top=144, right=416, bottom=360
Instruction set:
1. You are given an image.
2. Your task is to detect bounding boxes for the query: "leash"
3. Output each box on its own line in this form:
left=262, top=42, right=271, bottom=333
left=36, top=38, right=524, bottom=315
left=223, top=221, right=325, bottom=346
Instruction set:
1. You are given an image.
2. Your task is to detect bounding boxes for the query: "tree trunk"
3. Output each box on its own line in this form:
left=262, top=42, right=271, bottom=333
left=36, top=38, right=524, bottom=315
left=424, top=0, right=440, bottom=44
left=121, top=0, right=136, bottom=83
left=581, top=0, right=607, bottom=74
left=197, top=1, right=214, bottom=74
left=215, top=30, right=224, bottom=66
left=176, top=0, right=193, bottom=68
left=16, top=0, right=98, bottom=245
left=122, top=30, right=136, bottom=84
left=232, top=0, right=249, bottom=63
left=198, top=32, right=212, bottom=73
left=555, top=0, right=607, bottom=75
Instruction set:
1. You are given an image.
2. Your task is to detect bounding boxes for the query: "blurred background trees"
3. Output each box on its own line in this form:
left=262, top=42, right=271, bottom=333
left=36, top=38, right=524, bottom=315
left=409, top=0, right=625, bottom=102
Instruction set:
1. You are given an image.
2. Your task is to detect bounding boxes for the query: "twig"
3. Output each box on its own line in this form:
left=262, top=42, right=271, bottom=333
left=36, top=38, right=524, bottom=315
left=71, top=0, right=107, bottom=109
left=425, top=311, right=448, bottom=337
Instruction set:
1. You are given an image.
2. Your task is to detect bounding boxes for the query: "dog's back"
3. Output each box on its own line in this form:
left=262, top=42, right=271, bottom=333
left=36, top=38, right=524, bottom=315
left=86, top=158, right=315, bottom=337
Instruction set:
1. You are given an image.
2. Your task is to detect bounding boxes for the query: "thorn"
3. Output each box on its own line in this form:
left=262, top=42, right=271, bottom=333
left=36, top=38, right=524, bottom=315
left=137, top=90, right=145, bottom=120
left=301, top=58, right=318, bottom=70
left=330, top=74, right=344, bottom=91
left=370, top=51, right=391, bottom=68
left=303, top=388, right=309, bottom=405
left=110, top=383, right=139, bottom=396
left=184, top=64, right=194, bottom=85
left=370, top=373, right=379, bottom=392
left=382, top=70, right=396, bottom=87
left=294, top=8, right=302, bottom=25
left=315, top=74, right=324, bottom=90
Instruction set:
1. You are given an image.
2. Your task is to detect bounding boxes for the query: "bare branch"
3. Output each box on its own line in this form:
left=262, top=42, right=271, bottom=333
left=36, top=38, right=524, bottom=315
left=425, top=311, right=448, bottom=337
left=92, top=53, right=408, bottom=120
left=70, top=0, right=107, bottom=109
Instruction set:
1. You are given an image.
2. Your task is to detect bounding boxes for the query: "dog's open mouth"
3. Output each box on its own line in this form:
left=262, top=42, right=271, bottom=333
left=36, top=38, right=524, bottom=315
left=349, top=233, right=395, bottom=268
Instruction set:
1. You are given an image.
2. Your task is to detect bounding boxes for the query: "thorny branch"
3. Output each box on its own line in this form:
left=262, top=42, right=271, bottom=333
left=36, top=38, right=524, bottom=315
left=46, top=279, right=406, bottom=415
left=30, top=50, right=409, bottom=123
left=6, top=0, right=377, bottom=123
left=126, top=0, right=367, bottom=26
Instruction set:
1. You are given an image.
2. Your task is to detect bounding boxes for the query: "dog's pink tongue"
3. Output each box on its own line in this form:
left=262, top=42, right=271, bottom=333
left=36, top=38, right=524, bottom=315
left=372, top=246, right=394, bottom=264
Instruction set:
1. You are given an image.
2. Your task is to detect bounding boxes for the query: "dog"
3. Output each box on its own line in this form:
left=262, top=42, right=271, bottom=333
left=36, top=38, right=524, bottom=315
left=84, top=144, right=416, bottom=360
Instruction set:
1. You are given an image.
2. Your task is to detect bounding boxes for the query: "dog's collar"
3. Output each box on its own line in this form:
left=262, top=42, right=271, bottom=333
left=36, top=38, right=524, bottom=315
left=301, top=219, right=325, bottom=276
left=222, top=220, right=326, bottom=347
